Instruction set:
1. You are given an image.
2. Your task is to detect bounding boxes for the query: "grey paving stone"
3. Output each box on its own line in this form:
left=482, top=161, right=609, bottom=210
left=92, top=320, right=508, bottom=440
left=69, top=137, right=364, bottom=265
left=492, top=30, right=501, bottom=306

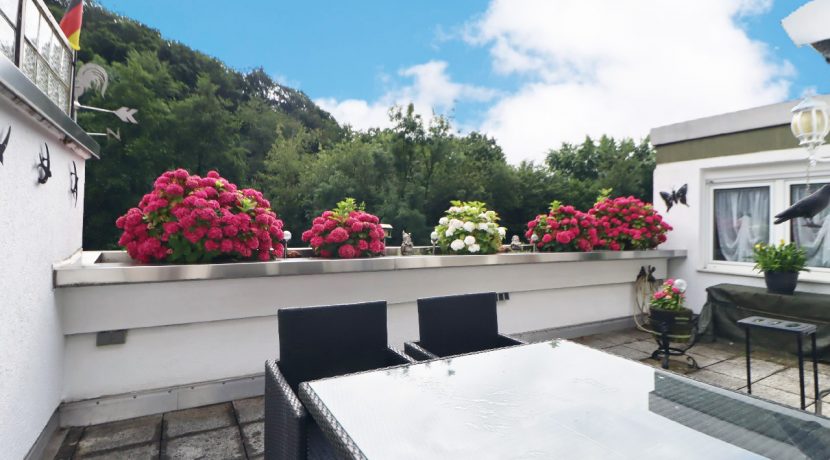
left=162, top=425, right=245, bottom=460
left=75, top=414, right=161, bottom=456
left=706, top=357, right=786, bottom=382
left=685, top=350, right=724, bottom=368
left=241, top=421, right=264, bottom=457
left=233, top=396, right=264, bottom=424
left=741, top=384, right=809, bottom=410
left=620, top=340, right=657, bottom=354
left=163, top=403, right=235, bottom=439
left=572, top=335, right=617, bottom=349
left=591, top=331, right=639, bottom=347
left=604, top=344, right=651, bottom=361
left=76, top=442, right=159, bottom=459
left=756, top=367, right=825, bottom=399
left=687, top=342, right=740, bottom=361
left=687, top=369, right=747, bottom=390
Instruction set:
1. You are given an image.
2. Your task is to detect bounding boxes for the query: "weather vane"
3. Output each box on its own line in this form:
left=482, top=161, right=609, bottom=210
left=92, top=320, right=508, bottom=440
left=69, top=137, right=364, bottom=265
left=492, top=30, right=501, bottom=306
left=73, top=63, right=138, bottom=138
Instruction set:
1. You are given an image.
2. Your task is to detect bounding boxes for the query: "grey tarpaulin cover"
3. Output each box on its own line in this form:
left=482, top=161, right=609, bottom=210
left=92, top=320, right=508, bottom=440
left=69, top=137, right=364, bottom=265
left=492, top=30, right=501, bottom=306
left=701, top=283, right=830, bottom=361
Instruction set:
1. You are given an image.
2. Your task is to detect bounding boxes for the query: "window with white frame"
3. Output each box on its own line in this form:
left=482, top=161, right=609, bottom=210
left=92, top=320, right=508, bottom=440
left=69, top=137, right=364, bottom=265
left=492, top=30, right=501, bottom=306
left=0, top=0, right=18, bottom=62
left=707, top=172, right=830, bottom=274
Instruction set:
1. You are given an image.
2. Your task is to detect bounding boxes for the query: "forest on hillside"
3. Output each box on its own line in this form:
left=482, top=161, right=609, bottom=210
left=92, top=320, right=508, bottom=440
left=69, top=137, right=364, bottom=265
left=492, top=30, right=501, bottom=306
left=48, top=1, right=655, bottom=248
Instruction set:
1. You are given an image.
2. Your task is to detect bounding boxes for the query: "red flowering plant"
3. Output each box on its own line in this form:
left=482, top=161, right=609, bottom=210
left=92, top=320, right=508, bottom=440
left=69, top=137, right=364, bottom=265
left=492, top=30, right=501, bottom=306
left=301, top=198, right=386, bottom=258
left=589, top=193, right=672, bottom=250
left=116, top=169, right=285, bottom=263
left=525, top=201, right=600, bottom=252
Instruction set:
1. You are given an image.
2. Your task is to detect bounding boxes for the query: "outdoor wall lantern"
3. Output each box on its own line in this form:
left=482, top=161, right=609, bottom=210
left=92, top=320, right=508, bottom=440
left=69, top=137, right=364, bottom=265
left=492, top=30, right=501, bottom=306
left=791, top=96, right=830, bottom=166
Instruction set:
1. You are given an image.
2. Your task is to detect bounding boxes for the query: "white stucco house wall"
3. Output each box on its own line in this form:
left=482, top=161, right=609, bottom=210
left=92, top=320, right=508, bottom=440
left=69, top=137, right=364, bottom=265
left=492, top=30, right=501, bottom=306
left=0, top=1, right=99, bottom=458
left=652, top=97, right=830, bottom=312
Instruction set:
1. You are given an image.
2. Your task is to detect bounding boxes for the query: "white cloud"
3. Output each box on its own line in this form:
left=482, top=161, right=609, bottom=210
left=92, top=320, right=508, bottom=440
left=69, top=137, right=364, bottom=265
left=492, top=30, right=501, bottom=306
left=316, top=61, right=496, bottom=131
left=467, top=0, right=794, bottom=163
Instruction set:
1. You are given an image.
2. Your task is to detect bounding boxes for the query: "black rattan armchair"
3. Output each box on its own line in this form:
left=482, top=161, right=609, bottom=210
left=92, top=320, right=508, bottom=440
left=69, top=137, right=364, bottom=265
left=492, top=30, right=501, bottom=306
left=404, top=292, right=524, bottom=360
left=264, top=301, right=412, bottom=460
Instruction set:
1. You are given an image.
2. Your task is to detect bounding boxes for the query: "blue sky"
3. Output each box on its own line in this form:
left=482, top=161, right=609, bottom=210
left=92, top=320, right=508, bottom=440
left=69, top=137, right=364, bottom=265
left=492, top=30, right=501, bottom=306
left=97, top=0, right=830, bottom=163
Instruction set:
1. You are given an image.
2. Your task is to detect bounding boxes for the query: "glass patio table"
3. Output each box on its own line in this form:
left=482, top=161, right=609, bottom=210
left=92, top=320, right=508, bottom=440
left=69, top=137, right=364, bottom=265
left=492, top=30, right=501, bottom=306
left=298, top=340, right=830, bottom=459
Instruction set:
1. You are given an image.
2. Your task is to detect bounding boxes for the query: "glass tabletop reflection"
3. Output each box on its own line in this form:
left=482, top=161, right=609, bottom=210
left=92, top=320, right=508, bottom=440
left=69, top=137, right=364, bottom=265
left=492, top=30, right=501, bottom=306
left=299, top=340, right=830, bottom=460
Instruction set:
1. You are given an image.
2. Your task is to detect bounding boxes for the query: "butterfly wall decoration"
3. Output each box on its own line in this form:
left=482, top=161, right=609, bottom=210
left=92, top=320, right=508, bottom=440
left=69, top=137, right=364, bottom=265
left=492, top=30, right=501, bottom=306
left=660, top=184, right=688, bottom=212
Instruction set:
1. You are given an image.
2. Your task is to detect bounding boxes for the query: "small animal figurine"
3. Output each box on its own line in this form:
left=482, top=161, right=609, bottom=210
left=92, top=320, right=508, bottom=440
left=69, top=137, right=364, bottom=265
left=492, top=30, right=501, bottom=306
left=0, top=125, right=10, bottom=164
left=37, top=143, right=51, bottom=184
left=660, top=184, right=688, bottom=212
left=510, top=235, right=523, bottom=252
left=400, top=231, right=415, bottom=256
left=69, top=161, right=79, bottom=206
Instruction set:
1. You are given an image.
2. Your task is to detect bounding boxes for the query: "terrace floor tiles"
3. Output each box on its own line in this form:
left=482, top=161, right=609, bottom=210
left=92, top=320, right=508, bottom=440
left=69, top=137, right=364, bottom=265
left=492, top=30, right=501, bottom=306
left=73, top=414, right=161, bottom=457
left=706, top=357, right=787, bottom=382
left=233, top=396, right=264, bottom=425
left=161, top=425, right=246, bottom=460
left=163, top=402, right=236, bottom=439
left=604, top=344, right=652, bottom=361
left=240, top=421, right=264, bottom=458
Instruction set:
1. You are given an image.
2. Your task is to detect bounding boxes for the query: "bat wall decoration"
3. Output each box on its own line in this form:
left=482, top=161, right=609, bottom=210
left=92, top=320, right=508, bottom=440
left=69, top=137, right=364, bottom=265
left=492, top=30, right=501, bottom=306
left=69, top=161, right=79, bottom=207
left=37, top=143, right=51, bottom=184
left=0, top=125, right=10, bottom=164
left=660, top=184, right=688, bottom=212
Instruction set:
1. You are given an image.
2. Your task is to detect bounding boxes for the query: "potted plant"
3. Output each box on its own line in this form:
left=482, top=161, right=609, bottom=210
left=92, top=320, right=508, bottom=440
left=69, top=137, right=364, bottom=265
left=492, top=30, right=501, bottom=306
left=300, top=198, right=386, bottom=258
left=589, top=193, right=673, bottom=250
left=525, top=200, right=600, bottom=252
left=433, top=201, right=506, bottom=255
left=753, top=240, right=808, bottom=295
left=648, top=279, right=693, bottom=339
left=116, top=169, right=285, bottom=263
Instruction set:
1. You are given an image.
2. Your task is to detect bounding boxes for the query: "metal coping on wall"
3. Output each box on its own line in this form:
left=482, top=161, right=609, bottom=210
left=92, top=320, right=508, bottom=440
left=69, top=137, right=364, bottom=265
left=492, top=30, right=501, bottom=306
left=655, top=125, right=798, bottom=165
left=0, top=56, right=100, bottom=157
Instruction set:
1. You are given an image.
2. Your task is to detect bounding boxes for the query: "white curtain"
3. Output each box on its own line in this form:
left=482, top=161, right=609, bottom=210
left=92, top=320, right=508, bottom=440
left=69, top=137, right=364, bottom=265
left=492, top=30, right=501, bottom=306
left=714, top=187, right=769, bottom=262
left=791, top=184, right=830, bottom=268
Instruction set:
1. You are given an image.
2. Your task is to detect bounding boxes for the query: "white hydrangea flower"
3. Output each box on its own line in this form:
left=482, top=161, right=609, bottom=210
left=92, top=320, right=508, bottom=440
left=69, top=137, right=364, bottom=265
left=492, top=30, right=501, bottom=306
left=449, top=206, right=462, bottom=213
left=498, top=227, right=506, bottom=237
left=450, top=219, right=463, bottom=229
left=478, top=222, right=489, bottom=231
left=463, top=221, right=475, bottom=232
left=450, top=239, right=465, bottom=251
left=464, top=235, right=476, bottom=245
left=445, top=228, right=455, bottom=237
left=439, top=217, right=448, bottom=226
left=468, top=243, right=480, bottom=253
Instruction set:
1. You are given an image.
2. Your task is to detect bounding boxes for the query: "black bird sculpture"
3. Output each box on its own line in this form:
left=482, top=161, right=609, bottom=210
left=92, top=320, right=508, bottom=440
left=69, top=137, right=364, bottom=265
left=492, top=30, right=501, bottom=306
left=0, top=126, right=10, bottom=164
left=774, top=184, right=830, bottom=225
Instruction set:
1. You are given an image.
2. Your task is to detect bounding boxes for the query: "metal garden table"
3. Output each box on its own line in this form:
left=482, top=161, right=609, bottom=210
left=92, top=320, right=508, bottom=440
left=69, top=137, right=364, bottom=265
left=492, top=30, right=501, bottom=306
left=299, top=340, right=830, bottom=459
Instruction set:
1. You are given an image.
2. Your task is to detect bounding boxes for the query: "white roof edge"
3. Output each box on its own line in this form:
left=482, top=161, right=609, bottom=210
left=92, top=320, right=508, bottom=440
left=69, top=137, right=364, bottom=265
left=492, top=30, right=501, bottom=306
left=650, top=95, right=830, bottom=146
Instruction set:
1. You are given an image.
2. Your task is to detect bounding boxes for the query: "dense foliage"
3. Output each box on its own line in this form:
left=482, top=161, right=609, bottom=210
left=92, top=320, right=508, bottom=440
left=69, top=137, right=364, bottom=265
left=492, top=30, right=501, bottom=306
left=53, top=1, right=657, bottom=249
left=301, top=198, right=386, bottom=258
left=116, top=169, right=284, bottom=263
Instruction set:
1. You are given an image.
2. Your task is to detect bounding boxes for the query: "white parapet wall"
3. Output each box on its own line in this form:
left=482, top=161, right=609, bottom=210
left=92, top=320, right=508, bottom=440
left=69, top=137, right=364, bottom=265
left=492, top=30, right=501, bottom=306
left=54, top=249, right=684, bottom=426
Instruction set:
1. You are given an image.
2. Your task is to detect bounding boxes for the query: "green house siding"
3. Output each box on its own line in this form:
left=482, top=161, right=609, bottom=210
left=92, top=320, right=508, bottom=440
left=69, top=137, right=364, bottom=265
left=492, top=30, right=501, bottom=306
left=655, top=125, right=799, bottom=164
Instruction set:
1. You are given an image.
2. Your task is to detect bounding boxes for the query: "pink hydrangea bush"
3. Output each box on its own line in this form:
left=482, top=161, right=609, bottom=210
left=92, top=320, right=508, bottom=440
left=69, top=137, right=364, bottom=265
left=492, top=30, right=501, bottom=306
left=589, top=196, right=672, bottom=250
left=116, top=169, right=284, bottom=263
left=525, top=201, right=600, bottom=252
left=301, top=198, right=386, bottom=258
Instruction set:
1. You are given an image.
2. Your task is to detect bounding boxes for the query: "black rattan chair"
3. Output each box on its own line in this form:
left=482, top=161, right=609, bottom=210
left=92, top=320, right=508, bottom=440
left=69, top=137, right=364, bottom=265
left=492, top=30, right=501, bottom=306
left=264, top=301, right=412, bottom=460
left=404, top=292, right=524, bottom=360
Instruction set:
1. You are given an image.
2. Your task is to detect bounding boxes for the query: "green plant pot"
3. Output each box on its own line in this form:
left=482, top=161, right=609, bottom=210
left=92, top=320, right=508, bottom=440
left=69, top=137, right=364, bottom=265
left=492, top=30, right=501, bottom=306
left=764, top=271, right=799, bottom=295
left=649, top=307, right=694, bottom=340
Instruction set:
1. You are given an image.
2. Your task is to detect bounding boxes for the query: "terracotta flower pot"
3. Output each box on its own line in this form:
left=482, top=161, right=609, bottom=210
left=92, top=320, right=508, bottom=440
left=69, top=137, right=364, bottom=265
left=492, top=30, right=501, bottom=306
left=764, top=271, right=799, bottom=295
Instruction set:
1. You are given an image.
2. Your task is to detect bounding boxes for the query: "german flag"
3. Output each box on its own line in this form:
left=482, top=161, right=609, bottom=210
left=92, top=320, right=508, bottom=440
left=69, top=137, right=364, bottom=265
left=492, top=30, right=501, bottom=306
left=59, top=0, right=83, bottom=50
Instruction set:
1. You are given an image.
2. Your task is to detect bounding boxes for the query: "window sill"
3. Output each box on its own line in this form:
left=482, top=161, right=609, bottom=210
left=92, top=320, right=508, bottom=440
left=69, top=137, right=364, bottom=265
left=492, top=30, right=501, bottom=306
left=699, top=263, right=830, bottom=285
